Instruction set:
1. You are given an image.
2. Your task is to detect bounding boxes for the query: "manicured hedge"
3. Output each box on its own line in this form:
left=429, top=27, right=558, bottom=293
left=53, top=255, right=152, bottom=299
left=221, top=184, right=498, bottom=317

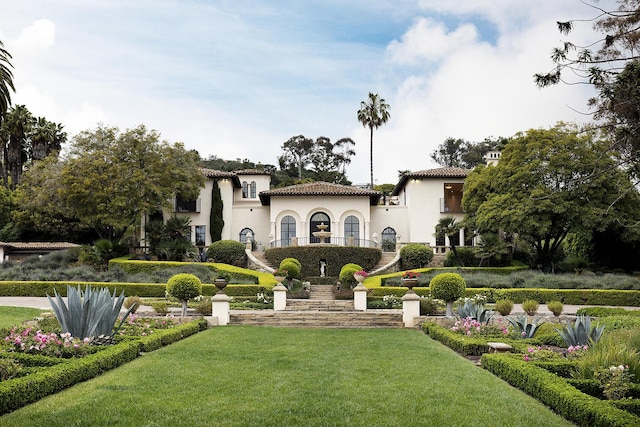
left=264, top=246, right=381, bottom=278
left=481, top=354, right=640, bottom=426
left=0, top=318, right=208, bottom=415
left=0, top=281, right=272, bottom=298
left=422, top=322, right=490, bottom=356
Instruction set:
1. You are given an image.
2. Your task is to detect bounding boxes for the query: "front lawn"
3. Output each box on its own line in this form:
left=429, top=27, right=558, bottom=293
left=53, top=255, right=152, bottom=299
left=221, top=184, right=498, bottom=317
left=0, top=327, right=573, bottom=426
left=0, top=307, right=48, bottom=329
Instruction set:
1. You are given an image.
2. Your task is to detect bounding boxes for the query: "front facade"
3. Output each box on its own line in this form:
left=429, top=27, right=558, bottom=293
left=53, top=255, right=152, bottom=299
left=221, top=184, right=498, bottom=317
left=153, top=167, right=471, bottom=252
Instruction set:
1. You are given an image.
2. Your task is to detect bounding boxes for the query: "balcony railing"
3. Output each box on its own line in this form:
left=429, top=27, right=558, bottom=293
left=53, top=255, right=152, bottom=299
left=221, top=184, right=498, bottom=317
left=270, top=237, right=378, bottom=249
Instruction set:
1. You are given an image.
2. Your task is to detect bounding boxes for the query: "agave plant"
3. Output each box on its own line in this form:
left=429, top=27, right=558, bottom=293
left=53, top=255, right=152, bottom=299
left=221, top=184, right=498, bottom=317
left=507, top=314, right=544, bottom=339
left=457, top=301, right=493, bottom=325
left=47, top=285, right=136, bottom=341
left=555, top=315, right=605, bottom=347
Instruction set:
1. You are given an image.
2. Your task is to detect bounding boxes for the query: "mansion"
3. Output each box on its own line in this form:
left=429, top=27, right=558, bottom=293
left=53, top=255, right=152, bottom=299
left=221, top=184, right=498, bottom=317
left=153, top=166, right=475, bottom=253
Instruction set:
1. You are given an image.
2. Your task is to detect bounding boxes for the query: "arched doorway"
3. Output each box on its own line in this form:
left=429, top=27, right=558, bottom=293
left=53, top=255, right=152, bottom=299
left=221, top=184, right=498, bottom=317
left=310, top=212, right=330, bottom=244
left=381, top=227, right=397, bottom=252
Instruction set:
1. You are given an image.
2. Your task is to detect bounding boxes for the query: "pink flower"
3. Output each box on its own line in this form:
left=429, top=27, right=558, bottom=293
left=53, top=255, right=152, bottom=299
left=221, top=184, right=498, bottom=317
left=524, top=356, right=530, bottom=361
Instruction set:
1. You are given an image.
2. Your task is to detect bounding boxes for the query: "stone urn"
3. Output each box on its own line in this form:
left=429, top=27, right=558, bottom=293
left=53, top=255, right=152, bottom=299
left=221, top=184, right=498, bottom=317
left=214, top=278, right=228, bottom=294
left=401, top=278, right=419, bottom=291
left=353, top=274, right=366, bottom=284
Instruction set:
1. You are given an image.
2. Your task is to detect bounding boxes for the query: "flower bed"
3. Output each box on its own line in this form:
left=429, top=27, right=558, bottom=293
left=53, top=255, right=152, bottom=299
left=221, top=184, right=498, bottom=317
left=0, top=317, right=207, bottom=414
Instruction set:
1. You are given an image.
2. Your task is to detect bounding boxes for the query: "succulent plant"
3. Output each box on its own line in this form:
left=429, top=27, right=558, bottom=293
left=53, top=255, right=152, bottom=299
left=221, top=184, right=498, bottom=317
left=555, top=315, right=605, bottom=347
left=457, top=301, right=493, bottom=325
left=507, top=314, right=544, bottom=339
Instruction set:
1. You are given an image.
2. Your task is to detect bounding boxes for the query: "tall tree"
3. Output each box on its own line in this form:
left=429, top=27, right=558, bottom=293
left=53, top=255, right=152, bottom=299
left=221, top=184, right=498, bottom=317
left=431, top=137, right=467, bottom=167
left=2, top=105, right=34, bottom=189
left=357, top=92, right=390, bottom=188
left=278, top=135, right=314, bottom=180
left=462, top=123, right=639, bottom=271
left=535, top=1, right=640, bottom=173
left=48, top=124, right=205, bottom=240
left=0, top=40, right=14, bottom=124
left=210, top=180, right=224, bottom=242
left=30, top=117, right=66, bottom=161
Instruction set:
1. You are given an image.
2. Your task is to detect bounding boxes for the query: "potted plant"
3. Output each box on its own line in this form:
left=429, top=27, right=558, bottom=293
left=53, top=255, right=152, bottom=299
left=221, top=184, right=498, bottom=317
left=273, top=269, right=289, bottom=283
left=353, top=270, right=368, bottom=283
left=401, top=271, right=420, bottom=290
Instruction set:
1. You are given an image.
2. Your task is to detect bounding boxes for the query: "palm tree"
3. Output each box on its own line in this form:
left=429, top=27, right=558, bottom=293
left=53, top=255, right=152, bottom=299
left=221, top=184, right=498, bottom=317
left=357, top=92, right=390, bottom=188
left=3, top=105, right=34, bottom=189
left=435, top=216, right=463, bottom=266
left=0, top=40, right=14, bottom=122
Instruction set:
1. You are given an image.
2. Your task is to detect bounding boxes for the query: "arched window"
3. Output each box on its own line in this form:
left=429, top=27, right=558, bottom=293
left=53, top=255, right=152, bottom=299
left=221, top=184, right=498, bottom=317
left=310, top=212, right=330, bottom=243
left=241, top=181, right=248, bottom=198
left=344, top=215, right=359, bottom=241
left=381, top=227, right=397, bottom=252
left=250, top=181, right=257, bottom=198
left=280, top=216, right=296, bottom=246
left=239, top=227, right=253, bottom=242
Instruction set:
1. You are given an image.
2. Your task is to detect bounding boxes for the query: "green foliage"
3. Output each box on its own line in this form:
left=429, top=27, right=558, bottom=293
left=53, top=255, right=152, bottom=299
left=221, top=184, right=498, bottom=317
left=463, top=123, right=640, bottom=272
left=547, top=300, right=563, bottom=316
left=429, top=273, right=466, bottom=302
left=47, top=285, right=136, bottom=340
left=210, top=180, right=224, bottom=242
left=166, top=274, right=202, bottom=302
left=123, top=295, right=141, bottom=313
left=482, top=354, right=640, bottom=426
left=206, top=240, right=246, bottom=266
left=522, top=299, right=539, bottom=315
left=555, top=315, right=605, bottom=347
left=457, top=300, right=493, bottom=325
left=400, top=243, right=434, bottom=269
left=264, top=246, right=381, bottom=278
left=339, top=263, right=363, bottom=288
left=280, top=257, right=302, bottom=269
left=507, top=314, right=544, bottom=339
left=151, top=301, right=169, bottom=315
left=576, top=307, right=640, bottom=317
left=279, top=260, right=301, bottom=279
left=494, top=299, right=514, bottom=316
left=422, top=322, right=490, bottom=356
left=0, top=358, right=21, bottom=381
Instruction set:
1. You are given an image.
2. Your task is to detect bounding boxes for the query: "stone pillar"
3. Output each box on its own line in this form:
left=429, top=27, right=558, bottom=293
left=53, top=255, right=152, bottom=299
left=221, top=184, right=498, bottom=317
left=459, top=227, right=465, bottom=247
left=353, top=283, right=367, bottom=311
left=402, top=291, right=421, bottom=327
left=273, top=283, right=288, bottom=311
left=212, top=293, right=231, bottom=325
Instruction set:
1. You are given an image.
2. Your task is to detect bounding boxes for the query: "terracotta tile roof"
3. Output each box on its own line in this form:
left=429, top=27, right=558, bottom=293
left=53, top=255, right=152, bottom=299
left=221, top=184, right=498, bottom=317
left=392, top=167, right=470, bottom=196
left=260, top=181, right=381, bottom=205
left=0, top=242, right=80, bottom=250
left=199, top=168, right=242, bottom=187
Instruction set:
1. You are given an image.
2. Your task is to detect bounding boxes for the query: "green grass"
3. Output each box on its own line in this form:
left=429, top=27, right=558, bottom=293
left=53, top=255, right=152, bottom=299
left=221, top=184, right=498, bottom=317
left=0, top=327, right=573, bottom=426
left=0, top=306, right=49, bottom=329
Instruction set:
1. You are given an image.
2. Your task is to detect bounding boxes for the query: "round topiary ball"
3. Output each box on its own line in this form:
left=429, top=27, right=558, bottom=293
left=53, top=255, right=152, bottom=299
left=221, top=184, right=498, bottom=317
left=279, top=260, right=301, bottom=279
left=429, top=272, right=466, bottom=316
left=339, top=263, right=363, bottom=288
left=206, top=240, right=246, bottom=265
left=400, top=243, right=434, bottom=269
left=167, top=273, right=202, bottom=317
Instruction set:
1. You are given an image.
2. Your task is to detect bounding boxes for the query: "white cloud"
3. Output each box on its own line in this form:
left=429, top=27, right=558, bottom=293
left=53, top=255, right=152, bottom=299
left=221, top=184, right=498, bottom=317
left=13, top=19, right=55, bottom=57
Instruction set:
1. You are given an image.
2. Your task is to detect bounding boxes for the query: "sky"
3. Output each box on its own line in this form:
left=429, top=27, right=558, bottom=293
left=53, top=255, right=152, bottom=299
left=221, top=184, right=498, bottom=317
left=0, top=0, right=606, bottom=185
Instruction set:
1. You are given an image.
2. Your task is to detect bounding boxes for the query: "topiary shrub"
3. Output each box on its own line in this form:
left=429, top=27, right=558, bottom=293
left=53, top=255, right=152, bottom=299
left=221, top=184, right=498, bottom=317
left=430, top=273, right=466, bottom=316
left=152, top=301, right=169, bottom=316
left=123, top=295, right=141, bottom=314
left=279, top=258, right=301, bottom=279
left=206, top=240, right=246, bottom=266
left=494, top=299, right=514, bottom=316
left=547, top=300, right=563, bottom=317
left=400, top=244, right=434, bottom=269
left=339, top=263, right=363, bottom=288
left=522, top=299, right=539, bottom=316
left=167, top=273, right=202, bottom=317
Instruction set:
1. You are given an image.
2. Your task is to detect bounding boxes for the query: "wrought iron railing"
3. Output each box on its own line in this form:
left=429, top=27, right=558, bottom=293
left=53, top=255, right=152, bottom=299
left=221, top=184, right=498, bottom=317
left=270, top=237, right=378, bottom=249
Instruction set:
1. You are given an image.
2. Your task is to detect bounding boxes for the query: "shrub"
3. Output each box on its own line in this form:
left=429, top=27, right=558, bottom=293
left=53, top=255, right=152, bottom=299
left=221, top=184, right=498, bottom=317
left=339, top=263, right=363, bottom=288
left=0, top=358, right=21, bottom=381
left=123, top=296, right=141, bottom=313
left=429, top=273, right=466, bottom=316
left=279, top=260, right=301, bottom=279
left=194, top=298, right=212, bottom=316
left=420, top=297, right=441, bottom=315
left=547, top=301, right=563, bottom=317
left=206, top=240, right=246, bottom=266
left=151, top=301, right=169, bottom=316
left=280, top=257, right=302, bottom=269
left=400, top=244, right=434, bottom=269
left=522, top=299, right=539, bottom=315
left=494, top=299, right=514, bottom=316
left=555, top=315, right=605, bottom=347
left=166, top=274, right=202, bottom=317
left=507, top=314, right=544, bottom=339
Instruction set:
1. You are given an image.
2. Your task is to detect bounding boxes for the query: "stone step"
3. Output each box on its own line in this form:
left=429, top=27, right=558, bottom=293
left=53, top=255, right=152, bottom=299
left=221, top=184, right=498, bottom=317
left=229, top=310, right=404, bottom=328
left=286, top=299, right=353, bottom=311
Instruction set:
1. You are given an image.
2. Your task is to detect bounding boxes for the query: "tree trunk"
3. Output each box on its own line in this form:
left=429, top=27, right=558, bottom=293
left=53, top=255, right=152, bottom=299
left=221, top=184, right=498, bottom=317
left=446, top=301, right=454, bottom=317
left=369, top=126, right=374, bottom=189
left=181, top=300, right=188, bottom=317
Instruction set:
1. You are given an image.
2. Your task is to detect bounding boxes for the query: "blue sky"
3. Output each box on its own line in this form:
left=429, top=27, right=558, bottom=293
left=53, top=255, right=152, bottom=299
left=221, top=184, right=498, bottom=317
left=0, top=0, right=603, bottom=184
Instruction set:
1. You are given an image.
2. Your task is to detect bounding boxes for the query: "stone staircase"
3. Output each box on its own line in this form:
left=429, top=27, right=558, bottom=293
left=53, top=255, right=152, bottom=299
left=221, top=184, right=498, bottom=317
left=228, top=310, right=404, bottom=328
left=372, top=252, right=398, bottom=272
